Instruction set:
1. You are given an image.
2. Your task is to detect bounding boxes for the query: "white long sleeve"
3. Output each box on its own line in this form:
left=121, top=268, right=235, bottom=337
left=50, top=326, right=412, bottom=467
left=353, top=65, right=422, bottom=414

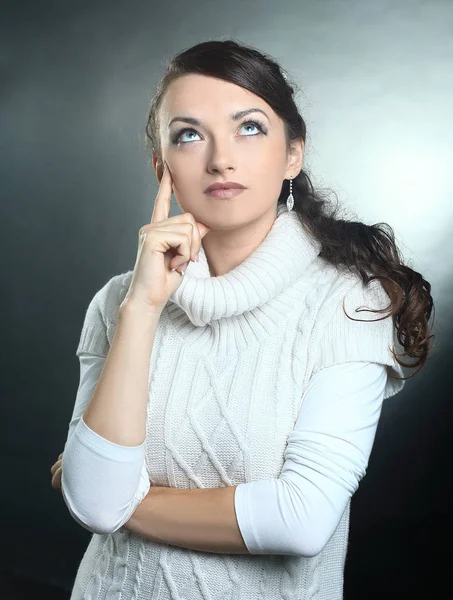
left=62, top=352, right=386, bottom=549
left=234, top=360, right=387, bottom=556
left=61, top=355, right=150, bottom=535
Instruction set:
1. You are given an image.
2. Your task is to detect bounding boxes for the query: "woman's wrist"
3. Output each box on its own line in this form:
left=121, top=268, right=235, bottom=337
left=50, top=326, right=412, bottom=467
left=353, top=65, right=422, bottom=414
left=119, top=296, right=164, bottom=320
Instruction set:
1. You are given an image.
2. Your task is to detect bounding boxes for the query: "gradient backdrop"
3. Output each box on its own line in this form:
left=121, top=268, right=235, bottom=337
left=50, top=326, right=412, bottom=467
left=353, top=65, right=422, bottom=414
left=1, top=0, right=452, bottom=597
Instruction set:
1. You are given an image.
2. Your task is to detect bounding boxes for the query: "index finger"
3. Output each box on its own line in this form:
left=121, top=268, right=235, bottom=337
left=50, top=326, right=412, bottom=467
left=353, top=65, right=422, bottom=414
left=151, top=162, right=173, bottom=224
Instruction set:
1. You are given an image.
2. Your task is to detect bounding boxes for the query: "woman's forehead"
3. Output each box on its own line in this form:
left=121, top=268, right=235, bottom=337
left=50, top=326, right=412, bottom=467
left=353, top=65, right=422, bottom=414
left=161, top=76, right=274, bottom=122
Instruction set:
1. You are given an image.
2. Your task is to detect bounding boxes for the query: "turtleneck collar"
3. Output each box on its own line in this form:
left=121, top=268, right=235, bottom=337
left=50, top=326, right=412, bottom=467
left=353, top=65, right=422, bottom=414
left=168, top=202, right=322, bottom=327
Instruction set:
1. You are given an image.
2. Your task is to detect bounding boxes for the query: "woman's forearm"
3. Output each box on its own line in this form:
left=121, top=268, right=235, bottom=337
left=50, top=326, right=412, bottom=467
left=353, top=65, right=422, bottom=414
left=82, top=300, right=161, bottom=446
left=124, top=485, right=250, bottom=554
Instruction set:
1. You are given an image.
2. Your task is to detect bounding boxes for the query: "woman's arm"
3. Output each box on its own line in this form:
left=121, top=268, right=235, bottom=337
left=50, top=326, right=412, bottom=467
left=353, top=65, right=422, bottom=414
left=123, top=485, right=249, bottom=555
left=82, top=300, right=160, bottom=447
left=61, top=300, right=160, bottom=533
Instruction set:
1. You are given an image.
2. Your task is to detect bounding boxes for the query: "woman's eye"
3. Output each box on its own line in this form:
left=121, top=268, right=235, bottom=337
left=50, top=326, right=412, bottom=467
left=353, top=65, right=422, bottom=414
left=240, top=121, right=261, bottom=135
left=177, top=130, right=200, bottom=143
left=173, top=120, right=266, bottom=144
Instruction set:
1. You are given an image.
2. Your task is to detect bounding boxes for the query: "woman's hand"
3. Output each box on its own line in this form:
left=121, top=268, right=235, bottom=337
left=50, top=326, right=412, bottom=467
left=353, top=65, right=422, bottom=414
left=50, top=452, right=64, bottom=493
left=122, top=162, right=212, bottom=313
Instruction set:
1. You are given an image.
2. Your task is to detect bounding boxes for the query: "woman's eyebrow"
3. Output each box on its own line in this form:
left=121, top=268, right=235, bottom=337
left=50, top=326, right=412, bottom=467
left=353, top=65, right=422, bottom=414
left=168, top=108, right=270, bottom=128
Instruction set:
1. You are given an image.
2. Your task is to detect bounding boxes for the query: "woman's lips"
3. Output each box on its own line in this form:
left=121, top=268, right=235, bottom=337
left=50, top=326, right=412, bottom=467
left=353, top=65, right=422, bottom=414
left=205, top=188, right=246, bottom=198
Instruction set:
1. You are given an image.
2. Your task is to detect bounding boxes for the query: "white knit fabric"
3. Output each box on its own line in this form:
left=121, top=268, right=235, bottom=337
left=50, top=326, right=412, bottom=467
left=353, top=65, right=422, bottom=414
left=66, top=202, right=405, bottom=599
left=62, top=355, right=387, bottom=549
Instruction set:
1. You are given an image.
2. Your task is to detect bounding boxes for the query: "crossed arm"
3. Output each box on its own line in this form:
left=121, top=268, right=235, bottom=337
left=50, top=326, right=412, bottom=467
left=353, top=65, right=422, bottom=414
left=53, top=360, right=388, bottom=556
left=51, top=453, right=248, bottom=553
left=122, top=484, right=249, bottom=554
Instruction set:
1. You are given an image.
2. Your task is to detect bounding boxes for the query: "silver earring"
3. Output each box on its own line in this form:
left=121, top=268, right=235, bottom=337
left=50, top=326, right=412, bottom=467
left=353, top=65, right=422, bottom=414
left=286, top=176, right=294, bottom=211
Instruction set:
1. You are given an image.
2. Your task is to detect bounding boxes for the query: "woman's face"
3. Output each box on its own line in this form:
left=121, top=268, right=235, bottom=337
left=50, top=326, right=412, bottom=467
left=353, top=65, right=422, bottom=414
left=155, top=74, right=303, bottom=229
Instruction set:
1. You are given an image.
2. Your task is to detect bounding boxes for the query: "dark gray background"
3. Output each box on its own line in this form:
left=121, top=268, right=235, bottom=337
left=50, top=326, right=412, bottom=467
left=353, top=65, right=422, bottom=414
left=1, top=0, right=452, bottom=597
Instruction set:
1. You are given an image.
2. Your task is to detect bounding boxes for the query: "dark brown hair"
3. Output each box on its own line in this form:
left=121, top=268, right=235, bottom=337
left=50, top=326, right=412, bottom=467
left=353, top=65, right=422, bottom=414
left=145, top=39, right=435, bottom=379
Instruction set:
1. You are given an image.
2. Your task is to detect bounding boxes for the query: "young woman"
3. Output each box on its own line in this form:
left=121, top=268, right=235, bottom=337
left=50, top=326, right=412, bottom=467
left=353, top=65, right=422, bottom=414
left=50, top=39, right=434, bottom=599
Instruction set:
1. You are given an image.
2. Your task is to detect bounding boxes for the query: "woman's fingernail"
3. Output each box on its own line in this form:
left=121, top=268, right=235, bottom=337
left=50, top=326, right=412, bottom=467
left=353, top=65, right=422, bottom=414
left=196, top=252, right=200, bottom=262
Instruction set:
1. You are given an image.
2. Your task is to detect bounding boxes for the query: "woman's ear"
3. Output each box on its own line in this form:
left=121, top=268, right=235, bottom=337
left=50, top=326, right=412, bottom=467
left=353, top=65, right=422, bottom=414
left=286, top=138, right=304, bottom=178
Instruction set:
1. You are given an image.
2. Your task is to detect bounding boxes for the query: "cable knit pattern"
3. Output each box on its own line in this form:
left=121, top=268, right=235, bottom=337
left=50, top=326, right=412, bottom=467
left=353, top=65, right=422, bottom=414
left=71, top=203, right=404, bottom=599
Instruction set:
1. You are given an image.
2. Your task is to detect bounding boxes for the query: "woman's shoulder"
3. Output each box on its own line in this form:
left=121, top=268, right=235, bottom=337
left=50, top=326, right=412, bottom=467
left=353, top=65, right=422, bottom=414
left=312, top=255, right=389, bottom=303
left=302, top=256, right=392, bottom=330
left=86, top=269, right=134, bottom=323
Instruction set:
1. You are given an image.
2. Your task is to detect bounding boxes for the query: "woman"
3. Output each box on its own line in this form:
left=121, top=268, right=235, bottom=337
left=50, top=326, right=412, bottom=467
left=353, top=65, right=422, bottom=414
left=50, top=39, right=434, bottom=599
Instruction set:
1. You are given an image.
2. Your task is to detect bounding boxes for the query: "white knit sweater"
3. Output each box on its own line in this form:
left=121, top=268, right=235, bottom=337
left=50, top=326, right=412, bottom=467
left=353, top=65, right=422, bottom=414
left=63, top=357, right=386, bottom=551
left=64, top=202, right=405, bottom=599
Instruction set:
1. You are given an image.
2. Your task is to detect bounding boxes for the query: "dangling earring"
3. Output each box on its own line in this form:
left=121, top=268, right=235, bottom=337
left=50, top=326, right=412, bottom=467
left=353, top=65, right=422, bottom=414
left=286, top=176, right=294, bottom=211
